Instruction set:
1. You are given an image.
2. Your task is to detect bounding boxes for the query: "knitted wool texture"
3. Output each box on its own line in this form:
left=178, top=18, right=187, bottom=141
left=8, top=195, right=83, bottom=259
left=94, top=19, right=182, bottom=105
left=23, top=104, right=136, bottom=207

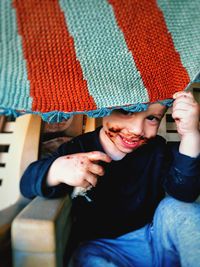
left=0, top=0, right=200, bottom=122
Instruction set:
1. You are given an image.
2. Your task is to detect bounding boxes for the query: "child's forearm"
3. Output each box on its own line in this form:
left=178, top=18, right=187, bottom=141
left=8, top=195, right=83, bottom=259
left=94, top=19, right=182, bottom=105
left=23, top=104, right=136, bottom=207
left=46, top=161, right=60, bottom=186
left=179, top=131, right=200, bottom=158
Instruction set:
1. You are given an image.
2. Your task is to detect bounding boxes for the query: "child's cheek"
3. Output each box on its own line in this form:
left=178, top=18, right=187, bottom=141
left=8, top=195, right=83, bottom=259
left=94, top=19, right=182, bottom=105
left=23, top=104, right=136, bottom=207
left=146, top=129, right=158, bottom=139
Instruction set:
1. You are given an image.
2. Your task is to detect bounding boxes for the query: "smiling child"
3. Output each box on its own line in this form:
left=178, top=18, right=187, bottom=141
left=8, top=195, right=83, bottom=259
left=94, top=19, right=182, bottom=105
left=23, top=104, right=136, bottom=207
left=20, top=91, right=200, bottom=267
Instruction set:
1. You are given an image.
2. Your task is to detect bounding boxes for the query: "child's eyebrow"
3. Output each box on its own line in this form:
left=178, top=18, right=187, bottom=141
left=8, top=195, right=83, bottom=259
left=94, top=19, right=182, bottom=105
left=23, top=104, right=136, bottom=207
left=151, top=113, right=164, bottom=118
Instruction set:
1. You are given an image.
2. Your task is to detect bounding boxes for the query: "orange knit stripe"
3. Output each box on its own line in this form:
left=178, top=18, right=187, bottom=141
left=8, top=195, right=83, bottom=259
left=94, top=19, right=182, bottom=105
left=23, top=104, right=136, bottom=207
left=109, top=0, right=190, bottom=102
left=13, top=0, right=96, bottom=113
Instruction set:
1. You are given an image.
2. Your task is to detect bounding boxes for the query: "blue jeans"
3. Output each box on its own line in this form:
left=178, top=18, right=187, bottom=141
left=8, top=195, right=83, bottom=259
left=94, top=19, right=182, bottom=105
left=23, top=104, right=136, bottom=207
left=68, top=197, right=200, bottom=267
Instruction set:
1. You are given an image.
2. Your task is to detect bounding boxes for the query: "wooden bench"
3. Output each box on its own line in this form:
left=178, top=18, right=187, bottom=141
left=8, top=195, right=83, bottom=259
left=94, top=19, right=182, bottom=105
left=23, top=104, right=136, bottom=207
left=0, top=114, right=41, bottom=267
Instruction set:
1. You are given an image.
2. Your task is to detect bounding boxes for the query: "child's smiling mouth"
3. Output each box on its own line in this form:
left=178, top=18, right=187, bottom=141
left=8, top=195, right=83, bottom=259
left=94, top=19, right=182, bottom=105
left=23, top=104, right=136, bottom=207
left=119, top=135, right=147, bottom=150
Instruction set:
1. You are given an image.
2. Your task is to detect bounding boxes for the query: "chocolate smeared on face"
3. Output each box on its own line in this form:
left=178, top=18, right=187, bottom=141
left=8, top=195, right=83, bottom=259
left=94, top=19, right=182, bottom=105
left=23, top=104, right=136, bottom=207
left=109, top=126, right=121, bottom=133
left=106, top=122, right=147, bottom=139
left=105, top=123, right=122, bottom=139
left=100, top=103, right=166, bottom=161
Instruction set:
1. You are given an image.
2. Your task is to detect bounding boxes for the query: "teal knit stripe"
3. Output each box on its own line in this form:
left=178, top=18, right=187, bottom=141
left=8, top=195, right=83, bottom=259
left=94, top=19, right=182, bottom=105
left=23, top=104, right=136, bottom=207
left=59, top=0, right=149, bottom=108
left=157, top=0, right=200, bottom=83
left=0, top=1, right=32, bottom=111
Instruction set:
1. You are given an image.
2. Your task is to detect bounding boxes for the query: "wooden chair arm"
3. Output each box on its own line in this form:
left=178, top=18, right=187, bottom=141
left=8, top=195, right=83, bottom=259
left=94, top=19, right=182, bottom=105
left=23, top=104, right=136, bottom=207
left=12, top=195, right=72, bottom=267
left=0, top=197, right=30, bottom=248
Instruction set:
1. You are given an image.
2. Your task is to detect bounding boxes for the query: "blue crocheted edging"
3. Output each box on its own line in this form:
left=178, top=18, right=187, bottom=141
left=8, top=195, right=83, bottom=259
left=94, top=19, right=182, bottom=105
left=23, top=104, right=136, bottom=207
left=184, top=72, right=200, bottom=91
left=193, top=71, right=200, bottom=83
left=0, top=99, right=173, bottom=123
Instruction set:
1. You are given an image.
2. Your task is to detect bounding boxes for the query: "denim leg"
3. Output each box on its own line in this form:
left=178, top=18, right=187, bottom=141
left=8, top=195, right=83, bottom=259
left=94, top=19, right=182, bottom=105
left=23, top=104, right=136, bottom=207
left=68, top=225, right=153, bottom=267
left=67, top=241, right=127, bottom=267
left=151, top=196, right=200, bottom=267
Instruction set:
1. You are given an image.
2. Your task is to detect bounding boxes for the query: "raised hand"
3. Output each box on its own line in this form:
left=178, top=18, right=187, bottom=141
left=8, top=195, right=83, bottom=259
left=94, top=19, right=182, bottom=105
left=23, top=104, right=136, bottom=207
left=172, top=91, right=200, bottom=157
left=172, top=91, right=199, bottom=136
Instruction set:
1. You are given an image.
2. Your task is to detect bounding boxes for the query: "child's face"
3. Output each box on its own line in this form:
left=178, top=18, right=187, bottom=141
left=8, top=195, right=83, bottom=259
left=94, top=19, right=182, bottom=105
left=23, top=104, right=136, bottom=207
left=99, top=103, right=166, bottom=160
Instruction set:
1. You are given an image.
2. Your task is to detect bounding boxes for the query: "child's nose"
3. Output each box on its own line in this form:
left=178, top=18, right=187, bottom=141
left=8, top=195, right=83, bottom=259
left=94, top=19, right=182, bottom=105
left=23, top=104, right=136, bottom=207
left=127, top=118, right=144, bottom=136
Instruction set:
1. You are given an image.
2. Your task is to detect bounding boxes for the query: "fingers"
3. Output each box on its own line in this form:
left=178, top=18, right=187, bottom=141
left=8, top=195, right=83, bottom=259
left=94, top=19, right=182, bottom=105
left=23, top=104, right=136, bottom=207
left=80, top=179, right=92, bottom=188
left=173, top=92, right=195, bottom=107
left=88, top=161, right=105, bottom=176
left=81, top=152, right=110, bottom=187
left=80, top=172, right=98, bottom=188
left=79, top=173, right=98, bottom=188
left=172, top=101, right=194, bottom=116
left=172, top=91, right=200, bottom=136
left=84, top=172, right=98, bottom=187
left=172, top=91, right=198, bottom=118
left=172, top=110, right=187, bottom=121
left=83, top=157, right=107, bottom=187
left=173, top=91, right=194, bottom=100
left=62, top=151, right=111, bottom=188
left=86, top=151, right=112, bottom=163
left=75, top=151, right=111, bottom=176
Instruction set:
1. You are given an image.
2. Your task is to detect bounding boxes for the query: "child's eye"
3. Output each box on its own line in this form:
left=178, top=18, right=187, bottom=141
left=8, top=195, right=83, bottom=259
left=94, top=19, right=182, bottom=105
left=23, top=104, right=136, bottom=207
left=146, top=115, right=160, bottom=123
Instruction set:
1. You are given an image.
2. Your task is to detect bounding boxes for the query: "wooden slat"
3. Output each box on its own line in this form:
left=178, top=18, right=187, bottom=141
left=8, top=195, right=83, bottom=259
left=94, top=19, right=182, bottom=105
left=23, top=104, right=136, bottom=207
left=166, top=133, right=180, bottom=142
left=0, top=134, right=13, bottom=145
left=0, top=153, right=9, bottom=163
left=0, top=168, right=6, bottom=178
left=166, top=122, right=177, bottom=132
left=84, top=117, right=96, bottom=133
left=0, top=116, right=6, bottom=132
left=4, top=122, right=15, bottom=133
left=192, top=83, right=200, bottom=90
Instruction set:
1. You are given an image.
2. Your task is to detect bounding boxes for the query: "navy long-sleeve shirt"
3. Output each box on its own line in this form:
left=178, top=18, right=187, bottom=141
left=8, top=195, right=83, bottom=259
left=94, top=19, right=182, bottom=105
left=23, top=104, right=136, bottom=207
left=20, top=127, right=200, bottom=241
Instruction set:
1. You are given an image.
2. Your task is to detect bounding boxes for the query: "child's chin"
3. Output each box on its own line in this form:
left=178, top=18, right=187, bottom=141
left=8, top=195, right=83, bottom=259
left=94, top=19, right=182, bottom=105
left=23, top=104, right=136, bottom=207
left=110, top=152, right=127, bottom=161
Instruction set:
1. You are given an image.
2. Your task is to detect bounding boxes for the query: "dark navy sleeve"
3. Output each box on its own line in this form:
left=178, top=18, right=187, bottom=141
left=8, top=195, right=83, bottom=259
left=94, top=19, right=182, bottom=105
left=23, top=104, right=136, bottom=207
left=20, top=129, right=101, bottom=199
left=164, top=143, right=200, bottom=202
left=20, top=156, right=72, bottom=199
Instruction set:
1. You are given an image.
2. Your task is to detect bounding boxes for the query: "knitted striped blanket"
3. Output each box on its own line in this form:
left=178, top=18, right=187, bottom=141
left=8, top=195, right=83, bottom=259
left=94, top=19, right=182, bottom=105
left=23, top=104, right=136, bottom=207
left=0, top=0, right=200, bottom=122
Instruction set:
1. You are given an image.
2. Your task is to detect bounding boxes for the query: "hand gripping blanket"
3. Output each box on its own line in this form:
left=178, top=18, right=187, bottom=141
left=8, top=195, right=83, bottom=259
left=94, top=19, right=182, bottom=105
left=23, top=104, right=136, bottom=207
left=0, top=0, right=200, bottom=122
